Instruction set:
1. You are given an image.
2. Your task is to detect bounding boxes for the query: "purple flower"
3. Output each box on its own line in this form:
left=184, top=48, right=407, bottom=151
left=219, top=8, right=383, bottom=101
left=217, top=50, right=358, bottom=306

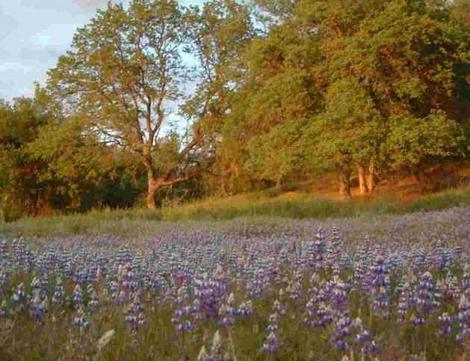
left=73, top=306, right=90, bottom=331
left=456, top=294, right=470, bottom=342
left=413, top=272, right=440, bottom=324
left=30, top=295, right=48, bottom=322
left=438, top=312, right=453, bottom=335
left=72, top=284, right=84, bottom=309
left=87, top=284, right=99, bottom=311
left=52, top=277, right=65, bottom=307
left=11, top=283, right=26, bottom=312
left=262, top=332, right=279, bottom=354
left=125, top=294, right=146, bottom=332
left=330, top=316, right=352, bottom=351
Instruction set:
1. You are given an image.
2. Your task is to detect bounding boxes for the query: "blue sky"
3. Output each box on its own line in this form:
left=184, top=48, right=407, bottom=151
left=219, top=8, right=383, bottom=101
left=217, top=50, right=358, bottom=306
left=0, top=0, right=203, bottom=100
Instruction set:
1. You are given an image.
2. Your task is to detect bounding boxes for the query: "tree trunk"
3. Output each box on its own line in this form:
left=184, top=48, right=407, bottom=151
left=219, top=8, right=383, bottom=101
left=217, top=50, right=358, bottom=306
left=367, top=159, right=377, bottom=193
left=146, top=171, right=159, bottom=210
left=339, top=166, right=352, bottom=199
left=358, top=166, right=368, bottom=195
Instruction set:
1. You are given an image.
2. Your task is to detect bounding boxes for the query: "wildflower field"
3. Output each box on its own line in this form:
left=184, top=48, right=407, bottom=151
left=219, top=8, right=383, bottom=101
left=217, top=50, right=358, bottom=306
left=0, top=207, right=469, bottom=361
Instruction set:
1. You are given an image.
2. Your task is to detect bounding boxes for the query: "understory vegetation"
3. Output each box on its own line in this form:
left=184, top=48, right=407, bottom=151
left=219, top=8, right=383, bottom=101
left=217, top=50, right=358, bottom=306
left=0, top=185, right=468, bottom=238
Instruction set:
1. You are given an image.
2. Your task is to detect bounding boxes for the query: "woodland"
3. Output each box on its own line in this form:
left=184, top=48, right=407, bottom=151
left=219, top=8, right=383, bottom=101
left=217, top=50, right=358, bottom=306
left=0, top=0, right=469, bottom=220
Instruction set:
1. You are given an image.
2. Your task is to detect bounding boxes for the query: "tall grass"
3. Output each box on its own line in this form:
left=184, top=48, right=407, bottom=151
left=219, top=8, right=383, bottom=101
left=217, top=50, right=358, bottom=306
left=161, top=186, right=470, bottom=220
left=1, top=186, right=469, bottom=238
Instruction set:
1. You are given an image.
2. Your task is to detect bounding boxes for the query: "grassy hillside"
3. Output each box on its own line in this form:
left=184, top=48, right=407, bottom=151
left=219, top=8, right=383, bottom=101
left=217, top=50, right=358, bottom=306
left=1, top=185, right=469, bottom=238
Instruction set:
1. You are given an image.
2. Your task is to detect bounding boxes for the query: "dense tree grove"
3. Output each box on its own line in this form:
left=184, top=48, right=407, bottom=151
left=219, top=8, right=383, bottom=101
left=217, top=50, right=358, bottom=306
left=0, top=0, right=469, bottom=218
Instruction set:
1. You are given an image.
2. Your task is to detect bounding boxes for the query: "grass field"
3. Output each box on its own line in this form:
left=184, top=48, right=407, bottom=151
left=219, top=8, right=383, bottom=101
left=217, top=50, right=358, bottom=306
left=1, top=185, right=469, bottom=238
left=0, top=187, right=469, bottom=360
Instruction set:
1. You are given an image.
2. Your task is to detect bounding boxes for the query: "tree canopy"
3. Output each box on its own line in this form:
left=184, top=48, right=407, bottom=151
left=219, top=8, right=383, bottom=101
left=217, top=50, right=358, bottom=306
left=0, top=0, right=469, bottom=218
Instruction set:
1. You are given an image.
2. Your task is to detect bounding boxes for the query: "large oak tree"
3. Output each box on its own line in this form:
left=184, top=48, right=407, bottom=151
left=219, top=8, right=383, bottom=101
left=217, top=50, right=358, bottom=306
left=48, top=0, right=201, bottom=209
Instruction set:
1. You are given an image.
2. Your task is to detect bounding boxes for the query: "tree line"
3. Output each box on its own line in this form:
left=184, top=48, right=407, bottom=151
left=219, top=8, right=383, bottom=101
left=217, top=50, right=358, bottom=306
left=1, top=0, right=469, bottom=219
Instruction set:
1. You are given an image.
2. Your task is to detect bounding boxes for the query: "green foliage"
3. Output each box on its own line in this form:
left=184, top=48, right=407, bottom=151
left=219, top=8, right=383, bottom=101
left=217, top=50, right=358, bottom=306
left=247, top=121, right=306, bottom=185
left=304, top=78, right=384, bottom=172
left=0, top=88, right=143, bottom=220
left=47, top=0, right=207, bottom=209
left=384, top=111, right=463, bottom=170
left=210, top=0, right=469, bottom=196
left=0, top=91, right=54, bottom=220
left=1, top=0, right=469, bottom=217
left=27, top=116, right=142, bottom=211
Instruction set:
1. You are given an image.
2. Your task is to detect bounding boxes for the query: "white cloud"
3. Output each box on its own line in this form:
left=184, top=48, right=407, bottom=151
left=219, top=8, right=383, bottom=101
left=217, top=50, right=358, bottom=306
left=0, top=0, right=203, bottom=100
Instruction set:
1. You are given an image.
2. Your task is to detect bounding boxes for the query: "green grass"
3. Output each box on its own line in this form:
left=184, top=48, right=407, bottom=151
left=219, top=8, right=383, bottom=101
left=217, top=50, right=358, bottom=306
left=158, top=185, right=470, bottom=221
left=1, top=186, right=469, bottom=238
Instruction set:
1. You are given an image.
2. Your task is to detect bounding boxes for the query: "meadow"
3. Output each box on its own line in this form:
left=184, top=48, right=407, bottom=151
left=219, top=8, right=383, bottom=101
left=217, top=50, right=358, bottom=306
left=2, top=185, right=469, bottom=238
left=0, top=204, right=469, bottom=360
left=0, top=0, right=469, bottom=359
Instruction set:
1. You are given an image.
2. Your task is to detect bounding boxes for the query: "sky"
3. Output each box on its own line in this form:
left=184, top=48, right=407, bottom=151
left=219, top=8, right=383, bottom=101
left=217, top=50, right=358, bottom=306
left=0, top=0, right=202, bottom=101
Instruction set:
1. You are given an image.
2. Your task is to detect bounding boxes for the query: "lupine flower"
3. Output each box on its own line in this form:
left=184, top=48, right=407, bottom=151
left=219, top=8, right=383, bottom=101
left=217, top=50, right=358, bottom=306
left=11, top=283, right=26, bottom=312
left=286, top=279, right=303, bottom=301
left=125, top=294, right=146, bottom=332
left=0, top=214, right=468, bottom=360
left=172, top=304, right=194, bottom=332
left=313, top=228, right=326, bottom=268
left=439, top=272, right=460, bottom=302
left=262, top=331, right=279, bottom=353
left=439, top=312, right=453, bottom=335
left=73, top=306, right=90, bottom=331
left=30, top=295, right=48, bottom=322
left=218, top=305, right=235, bottom=327
left=462, top=266, right=470, bottom=294
left=87, top=284, right=99, bottom=311
left=0, top=239, right=7, bottom=255
left=353, top=317, right=379, bottom=356
left=456, top=294, right=470, bottom=342
left=263, top=299, right=281, bottom=354
left=194, top=274, right=227, bottom=320
left=330, top=276, right=349, bottom=315
left=330, top=316, right=351, bottom=351
left=398, top=282, right=412, bottom=321
left=372, top=286, right=390, bottom=319
left=72, top=284, right=84, bottom=309
left=238, top=300, right=253, bottom=317
left=414, top=272, right=440, bottom=324
left=52, top=277, right=65, bottom=307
